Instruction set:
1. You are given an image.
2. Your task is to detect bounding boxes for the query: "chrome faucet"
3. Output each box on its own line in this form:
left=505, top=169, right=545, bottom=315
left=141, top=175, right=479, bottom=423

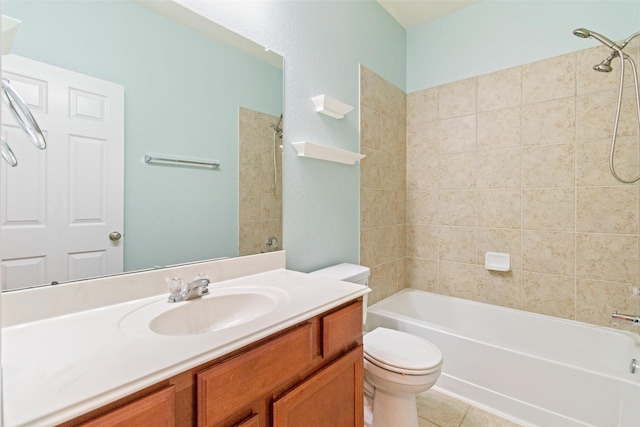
left=612, top=311, right=640, bottom=324
left=167, top=274, right=210, bottom=303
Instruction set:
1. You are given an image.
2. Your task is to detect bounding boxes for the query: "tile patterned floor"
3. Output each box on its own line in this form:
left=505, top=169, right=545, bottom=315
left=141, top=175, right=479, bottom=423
left=417, top=389, right=525, bottom=427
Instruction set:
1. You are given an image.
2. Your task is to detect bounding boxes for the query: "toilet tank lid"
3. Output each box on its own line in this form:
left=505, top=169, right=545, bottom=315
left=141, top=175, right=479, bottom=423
left=310, top=263, right=370, bottom=282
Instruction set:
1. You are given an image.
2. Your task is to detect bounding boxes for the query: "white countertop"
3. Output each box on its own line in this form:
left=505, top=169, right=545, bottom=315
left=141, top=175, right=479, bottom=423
left=3, top=263, right=368, bottom=426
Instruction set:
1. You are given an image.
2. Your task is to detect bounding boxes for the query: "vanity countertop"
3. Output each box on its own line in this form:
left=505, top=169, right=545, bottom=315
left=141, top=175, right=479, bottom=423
left=2, top=263, right=368, bottom=426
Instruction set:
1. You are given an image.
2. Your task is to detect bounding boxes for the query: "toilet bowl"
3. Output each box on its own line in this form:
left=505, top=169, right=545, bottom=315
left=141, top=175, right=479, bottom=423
left=364, top=327, right=442, bottom=427
left=310, top=263, right=443, bottom=427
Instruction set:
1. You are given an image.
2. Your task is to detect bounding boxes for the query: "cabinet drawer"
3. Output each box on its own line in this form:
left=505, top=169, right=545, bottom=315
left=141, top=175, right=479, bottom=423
left=322, top=301, right=362, bottom=358
left=197, top=323, right=313, bottom=427
left=79, top=386, right=175, bottom=427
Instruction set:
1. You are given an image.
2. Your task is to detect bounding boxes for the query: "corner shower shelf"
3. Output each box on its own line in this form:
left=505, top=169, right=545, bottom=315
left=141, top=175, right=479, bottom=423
left=292, top=141, right=365, bottom=165
left=311, top=94, right=353, bottom=119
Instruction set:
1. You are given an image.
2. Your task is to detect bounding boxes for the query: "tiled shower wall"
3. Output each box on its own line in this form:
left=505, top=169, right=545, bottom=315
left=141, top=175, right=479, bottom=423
left=361, top=40, right=640, bottom=329
left=360, top=66, right=407, bottom=305
left=239, top=107, right=283, bottom=256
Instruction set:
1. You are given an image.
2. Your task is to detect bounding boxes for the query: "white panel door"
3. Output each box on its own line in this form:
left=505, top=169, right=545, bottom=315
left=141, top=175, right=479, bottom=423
left=0, top=55, right=124, bottom=290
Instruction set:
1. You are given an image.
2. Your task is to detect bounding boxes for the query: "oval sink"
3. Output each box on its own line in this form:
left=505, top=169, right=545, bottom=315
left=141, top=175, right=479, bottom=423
left=119, top=286, right=289, bottom=337
left=151, top=292, right=278, bottom=336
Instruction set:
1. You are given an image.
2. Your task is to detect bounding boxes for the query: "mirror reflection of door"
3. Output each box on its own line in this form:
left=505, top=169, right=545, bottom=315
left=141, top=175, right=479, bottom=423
left=0, top=55, right=124, bottom=290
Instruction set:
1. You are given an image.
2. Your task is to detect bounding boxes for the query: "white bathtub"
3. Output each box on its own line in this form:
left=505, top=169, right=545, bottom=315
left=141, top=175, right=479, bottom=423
left=365, top=289, right=640, bottom=427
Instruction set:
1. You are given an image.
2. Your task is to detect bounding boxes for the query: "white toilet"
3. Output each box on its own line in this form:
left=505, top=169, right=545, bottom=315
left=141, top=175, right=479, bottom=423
left=311, top=263, right=443, bottom=427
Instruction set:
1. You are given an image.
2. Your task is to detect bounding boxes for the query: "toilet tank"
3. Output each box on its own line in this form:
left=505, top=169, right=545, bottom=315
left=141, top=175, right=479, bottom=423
left=310, top=263, right=370, bottom=323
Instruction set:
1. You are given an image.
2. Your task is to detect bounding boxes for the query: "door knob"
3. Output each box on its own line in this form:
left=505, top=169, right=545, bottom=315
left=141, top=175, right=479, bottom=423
left=109, top=231, right=122, bottom=241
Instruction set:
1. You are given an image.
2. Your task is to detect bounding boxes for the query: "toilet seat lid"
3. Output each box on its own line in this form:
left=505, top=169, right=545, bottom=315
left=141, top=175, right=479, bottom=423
left=364, top=327, right=442, bottom=375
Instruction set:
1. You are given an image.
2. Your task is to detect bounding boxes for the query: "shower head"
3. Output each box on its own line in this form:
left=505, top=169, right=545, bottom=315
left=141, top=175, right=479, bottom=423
left=270, top=114, right=283, bottom=138
left=593, top=57, right=613, bottom=73
left=573, top=28, right=591, bottom=39
left=573, top=28, right=621, bottom=51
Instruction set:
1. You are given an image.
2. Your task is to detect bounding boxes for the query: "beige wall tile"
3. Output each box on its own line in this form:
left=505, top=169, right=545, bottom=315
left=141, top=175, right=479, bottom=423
left=381, top=115, right=406, bottom=156
left=395, top=225, right=407, bottom=260
left=522, top=188, right=575, bottom=231
left=522, top=272, right=575, bottom=319
left=368, top=261, right=401, bottom=305
left=262, top=192, right=282, bottom=221
left=522, top=53, right=576, bottom=104
left=239, top=164, right=261, bottom=193
left=576, top=279, right=638, bottom=328
left=407, top=225, right=438, bottom=259
left=361, top=188, right=385, bottom=229
left=577, top=89, right=639, bottom=140
left=395, top=257, right=407, bottom=291
left=439, top=77, right=476, bottom=118
left=522, top=230, right=575, bottom=276
left=439, top=115, right=477, bottom=154
left=408, top=87, right=438, bottom=123
left=477, top=107, right=521, bottom=150
left=361, top=227, right=384, bottom=267
left=438, top=226, right=476, bottom=263
left=239, top=192, right=261, bottom=222
left=239, top=135, right=261, bottom=165
left=407, top=119, right=438, bottom=156
left=407, top=153, right=438, bottom=191
left=576, top=186, right=638, bottom=234
left=477, top=67, right=522, bottom=112
left=381, top=79, right=406, bottom=121
left=439, top=261, right=477, bottom=300
left=477, top=268, right=522, bottom=309
left=576, top=136, right=640, bottom=187
left=360, top=106, right=381, bottom=150
left=238, top=107, right=265, bottom=139
left=476, top=147, right=521, bottom=189
left=360, top=147, right=386, bottom=190
left=476, top=189, right=521, bottom=229
left=406, top=257, right=438, bottom=293
left=363, top=189, right=402, bottom=228
left=437, top=190, right=476, bottom=226
left=522, top=97, right=575, bottom=146
left=407, top=190, right=438, bottom=226
left=576, top=233, right=638, bottom=284
left=383, top=154, right=405, bottom=192
left=391, top=190, right=406, bottom=225
left=239, top=220, right=264, bottom=255
left=438, top=152, right=476, bottom=190
left=522, top=143, right=575, bottom=188
left=383, top=225, right=402, bottom=263
left=360, top=65, right=383, bottom=111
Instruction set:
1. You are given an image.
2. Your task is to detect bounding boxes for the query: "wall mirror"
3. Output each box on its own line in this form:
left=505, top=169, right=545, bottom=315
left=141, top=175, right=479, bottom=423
left=0, top=0, right=283, bottom=291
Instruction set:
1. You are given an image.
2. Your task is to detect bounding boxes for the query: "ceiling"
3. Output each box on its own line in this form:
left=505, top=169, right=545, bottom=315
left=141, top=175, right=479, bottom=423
left=377, top=0, right=481, bottom=29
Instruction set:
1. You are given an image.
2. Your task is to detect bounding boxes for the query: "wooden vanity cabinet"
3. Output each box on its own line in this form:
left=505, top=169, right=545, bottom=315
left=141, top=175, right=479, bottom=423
left=60, top=299, right=363, bottom=427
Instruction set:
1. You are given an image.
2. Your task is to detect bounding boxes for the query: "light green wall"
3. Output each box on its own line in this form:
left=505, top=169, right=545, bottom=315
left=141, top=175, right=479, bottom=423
left=3, top=0, right=282, bottom=271
left=407, top=0, right=640, bottom=92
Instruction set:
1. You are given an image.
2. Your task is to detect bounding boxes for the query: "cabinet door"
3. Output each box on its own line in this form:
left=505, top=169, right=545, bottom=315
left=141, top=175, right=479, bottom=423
left=236, top=414, right=260, bottom=427
left=197, top=324, right=313, bottom=427
left=79, top=386, right=175, bottom=427
left=272, top=346, right=363, bottom=427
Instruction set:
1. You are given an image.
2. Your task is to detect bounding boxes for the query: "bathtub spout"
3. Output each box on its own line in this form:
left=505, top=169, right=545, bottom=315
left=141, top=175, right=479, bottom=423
left=612, top=311, right=640, bottom=324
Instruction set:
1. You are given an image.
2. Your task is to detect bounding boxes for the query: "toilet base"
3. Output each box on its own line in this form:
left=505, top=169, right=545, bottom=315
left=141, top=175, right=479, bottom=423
left=371, top=387, right=419, bottom=427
